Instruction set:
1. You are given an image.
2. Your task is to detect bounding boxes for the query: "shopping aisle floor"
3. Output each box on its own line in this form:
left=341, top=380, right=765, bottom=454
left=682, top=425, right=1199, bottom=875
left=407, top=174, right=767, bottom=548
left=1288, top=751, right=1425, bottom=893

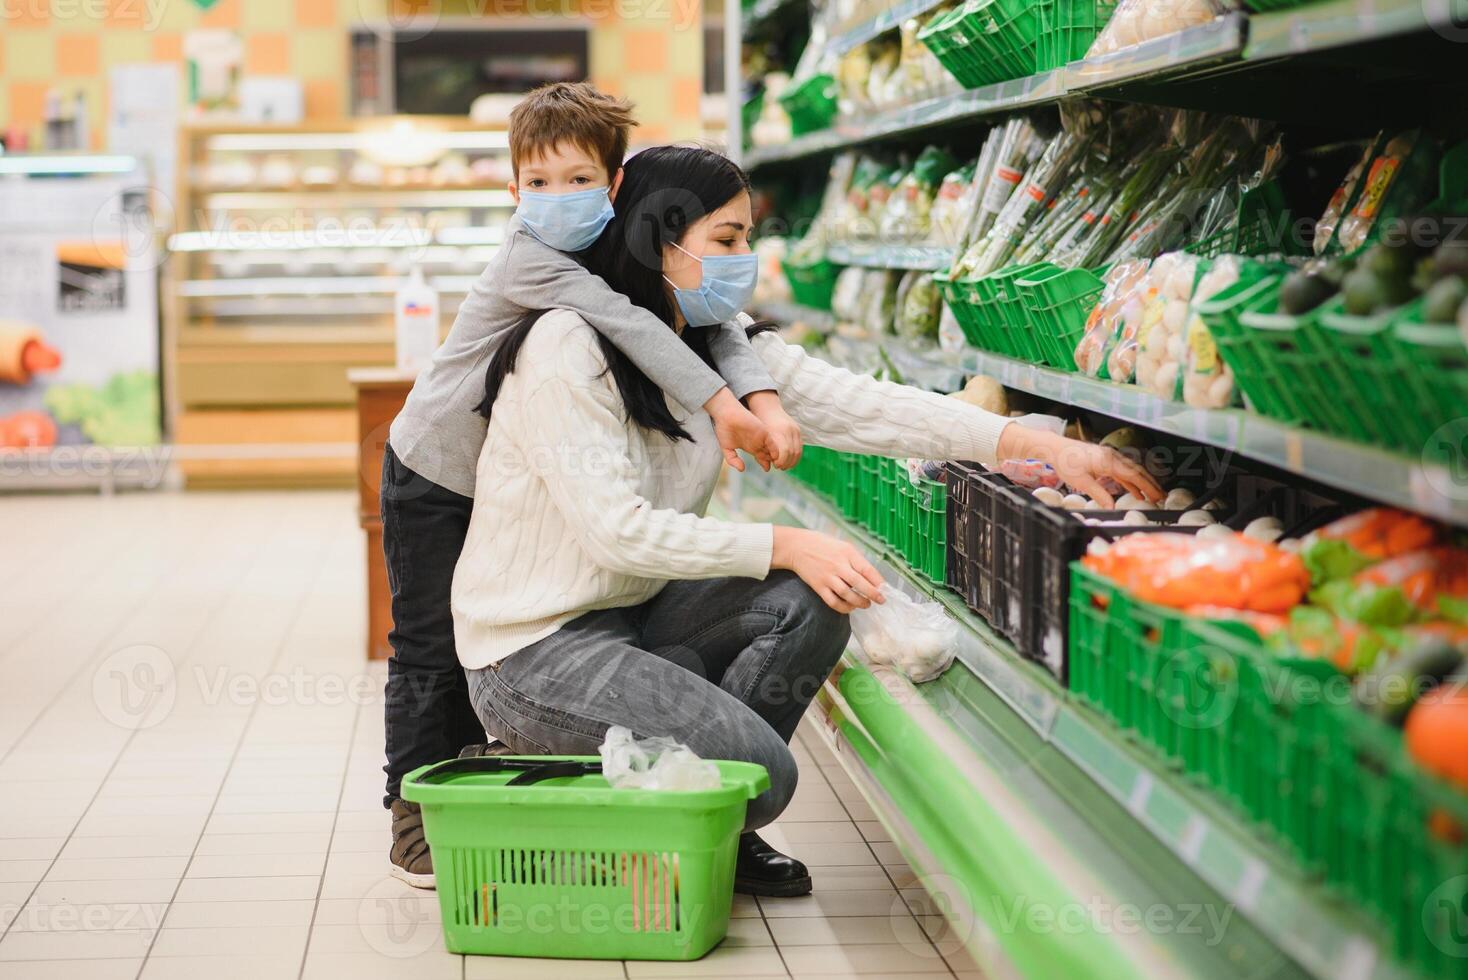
left=0, top=491, right=982, bottom=980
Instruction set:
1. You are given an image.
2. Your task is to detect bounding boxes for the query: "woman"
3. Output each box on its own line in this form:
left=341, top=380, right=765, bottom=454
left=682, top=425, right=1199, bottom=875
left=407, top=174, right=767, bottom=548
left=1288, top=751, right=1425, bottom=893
left=453, top=146, right=1159, bottom=896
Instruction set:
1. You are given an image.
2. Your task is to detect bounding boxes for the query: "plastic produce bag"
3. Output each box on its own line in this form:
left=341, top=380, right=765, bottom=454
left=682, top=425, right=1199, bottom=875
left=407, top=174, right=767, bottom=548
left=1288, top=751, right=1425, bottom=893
left=849, top=586, right=957, bottom=683
left=1086, top=0, right=1226, bottom=58
left=1075, top=260, right=1150, bottom=376
left=1181, top=256, right=1241, bottom=408
left=598, top=726, right=721, bottom=791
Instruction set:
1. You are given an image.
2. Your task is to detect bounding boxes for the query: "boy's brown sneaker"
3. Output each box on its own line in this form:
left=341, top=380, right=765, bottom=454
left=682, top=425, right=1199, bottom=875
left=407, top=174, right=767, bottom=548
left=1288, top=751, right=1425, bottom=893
left=388, top=799, right=435, bottom=889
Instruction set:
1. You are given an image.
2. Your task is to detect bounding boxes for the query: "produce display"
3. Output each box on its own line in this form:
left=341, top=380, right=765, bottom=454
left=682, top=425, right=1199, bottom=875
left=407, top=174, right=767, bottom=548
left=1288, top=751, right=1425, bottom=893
left=745, top=1, right=1468, bottom=976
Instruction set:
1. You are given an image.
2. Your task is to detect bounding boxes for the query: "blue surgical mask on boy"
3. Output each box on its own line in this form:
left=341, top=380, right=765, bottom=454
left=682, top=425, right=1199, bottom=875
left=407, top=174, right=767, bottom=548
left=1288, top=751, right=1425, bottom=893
left=515, top=186, right=614, bottom=252
left=664, top=242, right=758, bottom=327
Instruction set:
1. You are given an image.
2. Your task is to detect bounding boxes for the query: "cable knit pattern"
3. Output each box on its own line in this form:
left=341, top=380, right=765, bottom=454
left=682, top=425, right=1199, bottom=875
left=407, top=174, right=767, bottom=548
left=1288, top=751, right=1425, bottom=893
left=452, top=311, right=1013, bottom=669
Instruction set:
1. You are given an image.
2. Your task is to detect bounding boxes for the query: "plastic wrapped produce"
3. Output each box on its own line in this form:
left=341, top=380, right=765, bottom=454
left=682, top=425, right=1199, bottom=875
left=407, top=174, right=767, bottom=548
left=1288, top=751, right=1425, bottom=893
left=932, top=160, right=978, bottom=248
left=849, top=586, right=958, bottom=683
left=1134, top=252, right=1199, bottom=399
left=897, top=272, right=943, bottom=343
left=1086, top=0, right=1227, bottom=58
left=881, top=146, right=958, bottom=242
left=1075, top=260, right=1150, bottom=376
left=831, top=266, right=867, bottom=323
left=1181, top=256, right=1241, bottom=408
left=861, top=270, right=902, bottom=335
left=1315, top=138, right=1377, bottom=255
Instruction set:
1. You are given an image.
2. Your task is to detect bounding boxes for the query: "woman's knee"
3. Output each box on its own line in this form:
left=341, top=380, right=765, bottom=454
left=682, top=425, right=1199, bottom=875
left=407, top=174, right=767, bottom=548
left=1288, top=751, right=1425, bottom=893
left=742, top=732, right=798, bottom=830
left=767, top=570, right=852, bottom=664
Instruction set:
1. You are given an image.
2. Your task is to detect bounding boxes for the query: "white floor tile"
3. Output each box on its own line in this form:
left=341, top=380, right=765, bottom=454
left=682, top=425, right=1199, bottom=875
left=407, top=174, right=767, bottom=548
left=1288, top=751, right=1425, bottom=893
left=760, top=890, right=904, bottom=920
left=0, top=929, right=157, bottom=960
left=625, top=943, right=788, bottom=977
left=777, top=943, right=949, bottom=975
left=149, top=924, right=309, bottom=958
left=186, top=851, right=327, bottom=878
left=300, top=950, right=465, bottom=980
left=138, top=954, right=303, bottom=980
left=161, top=898, right=316, bottom=929
left=172, top=875, right=320, bottom=903
left=58, top=835, right=198, bottom=860
left=194, top=832, right=331, bottom=855
left=464, top=955, right=627, bottom=978
left=765, top=914, right=928, bottom=948
left=0, top=959, right=142, bottom=979
left=0, top=840, right=65, bottom=862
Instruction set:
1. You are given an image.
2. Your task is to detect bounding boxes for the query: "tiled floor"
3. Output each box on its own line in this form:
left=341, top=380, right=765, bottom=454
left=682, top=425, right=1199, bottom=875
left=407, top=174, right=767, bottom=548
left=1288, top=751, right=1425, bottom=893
left=0, top=491, right=983, bottom=979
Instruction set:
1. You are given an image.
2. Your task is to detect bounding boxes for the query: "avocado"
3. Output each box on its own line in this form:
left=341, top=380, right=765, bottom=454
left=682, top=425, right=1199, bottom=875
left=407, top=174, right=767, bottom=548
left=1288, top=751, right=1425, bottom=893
left=1423, top=276, right=1467, bottom=324
left=1352, top=638, right=1464, bottom=725
left=1343, top=268, right=1388, bottom=316
left=1363, top=242, right=1415, bottom=279
left=1433, top=240, right=1468, bottom=280
left=1280, top=270, right=1339, bottom=315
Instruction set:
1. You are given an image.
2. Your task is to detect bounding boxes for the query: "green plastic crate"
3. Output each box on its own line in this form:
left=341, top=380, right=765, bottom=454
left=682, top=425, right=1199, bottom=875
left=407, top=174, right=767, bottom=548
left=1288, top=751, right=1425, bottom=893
left=1238, top=300, right=1330, bottom=426
left=1016, top=265, right=1105, bottom=372
left=1196, top=273, right=1291, bottom=419
left=989, top=262, right=1055, bottom=364
left=402, top=756, right=769, bottom=961
left=1315, top=297, right=1420, bottom=450
left=1393, top=303, right=1468, bottom=466
left=777, top=74, right=837, bottom=136
left=1037, top=0, right=1117, bottom=70
left=782, top=255, right=840, bottom=311
left=899, top=476, right=947, bottom=584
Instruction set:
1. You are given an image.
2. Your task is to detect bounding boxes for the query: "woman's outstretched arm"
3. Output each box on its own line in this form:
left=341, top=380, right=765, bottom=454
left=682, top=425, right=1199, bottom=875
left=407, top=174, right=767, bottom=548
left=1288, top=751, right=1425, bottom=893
left=751, top=333, right=1160, bottom=507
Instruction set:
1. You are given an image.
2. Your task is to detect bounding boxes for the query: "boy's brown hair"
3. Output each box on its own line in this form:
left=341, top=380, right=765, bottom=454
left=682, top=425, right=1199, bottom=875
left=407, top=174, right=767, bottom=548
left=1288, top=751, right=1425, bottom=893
left=508, top=82, right=637, bottom=179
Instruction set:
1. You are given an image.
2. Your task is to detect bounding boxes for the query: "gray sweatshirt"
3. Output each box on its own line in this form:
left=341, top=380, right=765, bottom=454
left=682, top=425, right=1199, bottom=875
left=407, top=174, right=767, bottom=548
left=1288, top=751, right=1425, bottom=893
left=388, top=219, right=777, bottom=497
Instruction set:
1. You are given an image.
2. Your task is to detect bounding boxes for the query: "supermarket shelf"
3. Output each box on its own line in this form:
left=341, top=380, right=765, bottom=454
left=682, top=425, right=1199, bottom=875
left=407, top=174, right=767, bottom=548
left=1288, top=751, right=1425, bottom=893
left=1064, top=13, right=1247, bottom=92
left=826, top=242, right=954, bottom=270
left=1245, top=0, right=1465, bottom=60
left=177, top=275, right=479, bottom=297
left=743, top=70, right=1064, bottom=167
left=737, top=465, right=1411, bottom=980
left=200, top=190, right=515, bottom=209
left=958, top=348, right=1468, bottom=528
left=828, top=0, right=946, bottom=54
left=752, top=300, right=836, bottom=331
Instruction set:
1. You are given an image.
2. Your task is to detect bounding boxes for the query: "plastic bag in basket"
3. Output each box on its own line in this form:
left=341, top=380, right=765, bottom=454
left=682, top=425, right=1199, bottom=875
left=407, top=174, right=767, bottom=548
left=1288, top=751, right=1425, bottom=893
left=849, top=586, right=957, bottom=683
left=598, top=726, right=721, bottom=791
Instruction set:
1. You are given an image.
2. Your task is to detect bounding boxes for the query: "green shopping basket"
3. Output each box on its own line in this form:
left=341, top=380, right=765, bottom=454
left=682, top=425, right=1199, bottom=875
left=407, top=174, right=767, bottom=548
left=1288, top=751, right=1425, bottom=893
left=402, top=755, right=769, bottom=961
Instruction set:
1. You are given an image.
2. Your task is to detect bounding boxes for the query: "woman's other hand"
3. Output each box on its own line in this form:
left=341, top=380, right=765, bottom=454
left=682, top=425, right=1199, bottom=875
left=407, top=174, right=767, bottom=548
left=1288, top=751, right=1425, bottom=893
left=997, top=426, right=1163, bottom=509
left=745, top=391, right=804, bottom=470
left=771, top=527, right=885, bottom=613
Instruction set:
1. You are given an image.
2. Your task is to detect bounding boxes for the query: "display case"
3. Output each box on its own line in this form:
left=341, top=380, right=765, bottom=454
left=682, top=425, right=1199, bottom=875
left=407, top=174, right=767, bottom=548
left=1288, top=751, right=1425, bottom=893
left=166, top=117, right=512, bottom=487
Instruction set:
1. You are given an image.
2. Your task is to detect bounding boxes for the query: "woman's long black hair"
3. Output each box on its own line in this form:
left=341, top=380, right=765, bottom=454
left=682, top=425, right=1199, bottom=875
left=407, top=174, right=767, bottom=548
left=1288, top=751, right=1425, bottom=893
left=476, top=145, right=752, bottom=443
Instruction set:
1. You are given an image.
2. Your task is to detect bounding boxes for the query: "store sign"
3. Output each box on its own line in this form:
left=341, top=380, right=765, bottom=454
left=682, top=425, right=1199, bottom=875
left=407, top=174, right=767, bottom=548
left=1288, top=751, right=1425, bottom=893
left=0, top=172, right=161, bottom=456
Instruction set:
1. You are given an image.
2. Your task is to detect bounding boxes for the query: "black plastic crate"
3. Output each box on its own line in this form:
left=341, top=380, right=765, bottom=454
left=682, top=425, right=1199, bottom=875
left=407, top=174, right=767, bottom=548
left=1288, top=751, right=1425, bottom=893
left=944, top=462, right=995, bottom=623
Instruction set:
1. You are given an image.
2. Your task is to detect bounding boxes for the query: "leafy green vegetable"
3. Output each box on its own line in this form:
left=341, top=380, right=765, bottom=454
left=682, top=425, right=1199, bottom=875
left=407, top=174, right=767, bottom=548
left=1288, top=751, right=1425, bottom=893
left=1302, top=538, right=1377, bottom=585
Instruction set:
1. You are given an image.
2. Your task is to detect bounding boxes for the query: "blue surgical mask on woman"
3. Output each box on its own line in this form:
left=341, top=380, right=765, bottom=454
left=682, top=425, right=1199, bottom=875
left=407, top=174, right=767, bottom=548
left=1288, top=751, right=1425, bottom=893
left=664, top=241, right=758, bottom=326
left=515, top=186, right=614, bottom=252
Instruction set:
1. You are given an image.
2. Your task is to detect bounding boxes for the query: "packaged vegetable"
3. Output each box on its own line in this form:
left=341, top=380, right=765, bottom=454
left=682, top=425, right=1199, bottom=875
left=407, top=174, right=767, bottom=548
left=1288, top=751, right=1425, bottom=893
left=1302, top=507, right=1443, bottom=584
left=1087, top=0, right=1226, bottom=58
left=1336, top=130, right=1441, bottom=254
left=1135, top=252, right=1199, bottom=400
left=1075, top=260, right=1150, bottom=376
left=932, top=160, right=978, bottom=248
left=1082, top=531, right=1310, bottom=613
left=1181, top=256, right=1241, bottom=408
left=896, top=272, right=943, bottom=342
left=1315, top=137, right=1380, bottom=255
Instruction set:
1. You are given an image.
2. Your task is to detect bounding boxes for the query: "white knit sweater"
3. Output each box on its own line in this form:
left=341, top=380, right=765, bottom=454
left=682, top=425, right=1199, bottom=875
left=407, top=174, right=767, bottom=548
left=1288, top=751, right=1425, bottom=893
left=452, top=310, right=1013, bottom=669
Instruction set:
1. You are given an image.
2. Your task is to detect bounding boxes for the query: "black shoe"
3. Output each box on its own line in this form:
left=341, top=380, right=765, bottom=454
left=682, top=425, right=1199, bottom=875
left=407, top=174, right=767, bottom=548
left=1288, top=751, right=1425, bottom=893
left=458, top=740, right=516, bottom=759
left=734, top=832, right=812, bottom=897
left=388, top=798, right=434, bottom=889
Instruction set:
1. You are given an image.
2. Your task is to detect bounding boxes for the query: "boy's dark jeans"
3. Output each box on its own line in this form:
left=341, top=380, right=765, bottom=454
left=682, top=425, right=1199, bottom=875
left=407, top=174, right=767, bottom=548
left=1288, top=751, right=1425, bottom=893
left=380, top=443, right=485, bottom=807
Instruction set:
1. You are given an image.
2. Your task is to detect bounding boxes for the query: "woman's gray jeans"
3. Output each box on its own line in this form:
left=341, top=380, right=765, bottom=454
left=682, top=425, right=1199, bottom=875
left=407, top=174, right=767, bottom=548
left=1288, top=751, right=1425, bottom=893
left=465, top=571, right=851, bottom=829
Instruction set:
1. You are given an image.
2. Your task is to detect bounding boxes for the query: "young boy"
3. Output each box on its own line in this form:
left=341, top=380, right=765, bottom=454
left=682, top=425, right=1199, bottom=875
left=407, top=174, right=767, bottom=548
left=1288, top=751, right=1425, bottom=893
left=382, top=82, right=802, bottom=887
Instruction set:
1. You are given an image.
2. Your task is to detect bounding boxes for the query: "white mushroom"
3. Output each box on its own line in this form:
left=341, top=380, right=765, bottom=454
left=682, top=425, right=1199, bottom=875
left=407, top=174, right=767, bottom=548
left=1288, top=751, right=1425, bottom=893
left=1163, top=488, right=1196, bottom=511
left=1197, top=523, right=1235, bottom=542
left=1177, top=509, right=1216, bottom=526
left=1243, top=516, right=1284, bottom=542
left=1062, top=494, right=1090, bottom=510
left=1033, top=487, right=1064, bottom=507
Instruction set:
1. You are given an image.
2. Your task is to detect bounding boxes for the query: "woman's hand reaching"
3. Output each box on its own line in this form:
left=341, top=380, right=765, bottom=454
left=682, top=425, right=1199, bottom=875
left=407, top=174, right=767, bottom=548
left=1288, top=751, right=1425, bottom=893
left=772, top=527, right=885, bottom=613
left=997, top=426, right=1163, bottom=509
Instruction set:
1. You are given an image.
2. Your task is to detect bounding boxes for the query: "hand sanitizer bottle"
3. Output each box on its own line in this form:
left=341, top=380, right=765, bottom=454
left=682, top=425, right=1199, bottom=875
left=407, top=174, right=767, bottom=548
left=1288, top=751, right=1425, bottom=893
left=394, top=266, right=439, bottom=373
